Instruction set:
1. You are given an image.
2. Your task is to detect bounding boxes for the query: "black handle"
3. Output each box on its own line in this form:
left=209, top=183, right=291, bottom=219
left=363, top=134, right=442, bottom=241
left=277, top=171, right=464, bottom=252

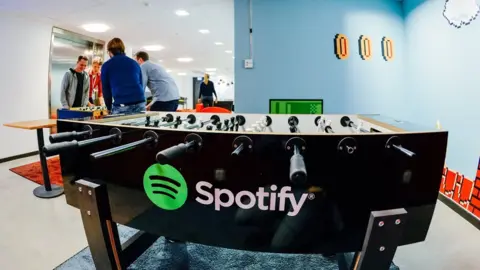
left=49, top=131, right=81, bottom=143
left=43, top=141, right=79, bottom=157
left=49, top=125, right=92, bottom=143
left=290, top=146, right=307, bottom=184
left=156, top=133, right=202, bottom=164
left=156, top=141, right=193, bottom=164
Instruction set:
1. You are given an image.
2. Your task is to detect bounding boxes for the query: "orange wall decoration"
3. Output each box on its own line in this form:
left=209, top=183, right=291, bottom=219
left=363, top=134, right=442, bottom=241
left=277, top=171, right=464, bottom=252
left=334, top=34, right=350, bottom=60
left=440, top=158, right=480, bottom=219
left=334, top=34, right=394, bottom=61
left=358, top=35, right=373, bottom=60
left=381, top=37, right=394, bottom=61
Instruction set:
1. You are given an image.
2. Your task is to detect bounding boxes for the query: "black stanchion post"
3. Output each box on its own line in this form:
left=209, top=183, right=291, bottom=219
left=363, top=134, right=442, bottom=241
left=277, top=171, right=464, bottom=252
left=32, top=128, right=64, bottom=198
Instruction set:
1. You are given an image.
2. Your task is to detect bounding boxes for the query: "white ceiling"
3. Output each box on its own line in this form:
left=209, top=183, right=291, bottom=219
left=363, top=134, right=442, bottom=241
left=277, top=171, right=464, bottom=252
left=0, top=0, right=234, bottom=77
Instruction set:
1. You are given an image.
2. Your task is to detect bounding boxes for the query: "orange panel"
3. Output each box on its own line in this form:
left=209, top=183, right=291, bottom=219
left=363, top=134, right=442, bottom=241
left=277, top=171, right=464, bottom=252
left=442, top=170, right=457, bottom=198
left=470, top=196, right=480, bottom=209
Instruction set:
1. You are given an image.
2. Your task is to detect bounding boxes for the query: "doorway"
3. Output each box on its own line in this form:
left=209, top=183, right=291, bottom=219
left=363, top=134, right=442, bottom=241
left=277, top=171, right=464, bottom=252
left=48, top=27, right=104, bottom=120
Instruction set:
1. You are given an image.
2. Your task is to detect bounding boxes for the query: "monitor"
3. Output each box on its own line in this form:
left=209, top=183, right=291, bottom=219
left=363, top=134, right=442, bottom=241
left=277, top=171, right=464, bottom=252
left=269, top=99, right=324, bottom=114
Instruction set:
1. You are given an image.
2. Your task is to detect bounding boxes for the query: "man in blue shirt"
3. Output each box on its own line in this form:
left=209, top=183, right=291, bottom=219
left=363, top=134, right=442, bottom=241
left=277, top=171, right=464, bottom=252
left=101, top=38, right=145, bottom=114
left=135, top=51, right=180, bottom=112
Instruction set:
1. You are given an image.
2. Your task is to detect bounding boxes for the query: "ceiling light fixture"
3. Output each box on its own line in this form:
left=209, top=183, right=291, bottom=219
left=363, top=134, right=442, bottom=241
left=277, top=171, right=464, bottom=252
left=208, top=72, right=216, bottom=76
left=199, top=29, right=210, bottom=34
left=166, top=69, right=172, bottom=73
left=214, top=42, right=224, bottom=46
left=225, top=50, right=233, bottom=54
left=143, top=45, right=164, bottom=51
left=206, top=68, right=217, bottom=72
left=158, top=60, right=163, bottom=62
left=177, top=57, right=193, bottom=63
left=175, top=10, right=190, bottom=16
left=178, top=72, right=187, bottom=76
left=81, top=23, right=110, bottom=33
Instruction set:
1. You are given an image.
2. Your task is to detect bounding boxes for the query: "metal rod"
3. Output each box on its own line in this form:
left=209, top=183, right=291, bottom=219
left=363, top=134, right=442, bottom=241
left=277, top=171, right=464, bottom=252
left=393, top=144, right=416, bottom=158
left=78, top=134, right=117, bottom=147
left=91, top=137, right=154, bottom=160
left=348, top=121, right=369, bottom=133
left=186, top=119, right=212, bottom=130
left=293, top=145, right=300, bottom=156
left=232, top=143, right=244, bottom=156
left=37, top=129, right=52, bottom=191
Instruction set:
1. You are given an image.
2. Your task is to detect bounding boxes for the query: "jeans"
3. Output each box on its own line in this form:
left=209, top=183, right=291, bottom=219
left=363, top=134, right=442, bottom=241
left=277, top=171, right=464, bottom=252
left=202, top=96, right=214, bottom=107
left=150, top=100, right=179, bottom=112
left=111, top=102, right=146, bottom=115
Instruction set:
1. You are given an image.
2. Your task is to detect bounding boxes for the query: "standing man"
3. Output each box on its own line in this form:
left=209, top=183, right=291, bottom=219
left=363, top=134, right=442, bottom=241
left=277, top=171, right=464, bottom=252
left=89, top=57, right=104, bottom=106
left=60, top=55, right=91, bottom=109
left=198, top=73, right=217, bottom=107
left=135, top=51, right=180, bottom=112
left=101, top=38, right=145, bottom=114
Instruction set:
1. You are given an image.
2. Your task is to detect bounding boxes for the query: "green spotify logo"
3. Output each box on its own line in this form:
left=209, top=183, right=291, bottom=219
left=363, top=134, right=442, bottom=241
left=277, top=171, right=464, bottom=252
left=143, top=164, right=188, bottom=210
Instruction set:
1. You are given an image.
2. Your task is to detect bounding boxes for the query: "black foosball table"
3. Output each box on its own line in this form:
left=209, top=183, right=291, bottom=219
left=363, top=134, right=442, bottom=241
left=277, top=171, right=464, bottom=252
left=45, top=112, right=448, bottom=270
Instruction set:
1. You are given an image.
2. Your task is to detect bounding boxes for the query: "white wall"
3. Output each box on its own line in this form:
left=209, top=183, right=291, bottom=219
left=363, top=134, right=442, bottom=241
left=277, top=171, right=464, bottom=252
left=171, top=74, right=194, bottom=108
left=0, top=13, right=52, bottom=159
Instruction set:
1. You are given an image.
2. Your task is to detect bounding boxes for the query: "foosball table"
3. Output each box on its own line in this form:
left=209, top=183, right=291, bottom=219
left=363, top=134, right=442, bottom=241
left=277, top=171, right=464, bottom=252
left=45, top=112, right=448, bottom=270
left=57, top=106, right=108, bottom=120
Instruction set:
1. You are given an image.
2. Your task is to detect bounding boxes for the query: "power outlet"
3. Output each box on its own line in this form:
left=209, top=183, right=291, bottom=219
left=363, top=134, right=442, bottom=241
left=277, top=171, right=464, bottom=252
left=244, top=59, right=254, bottom=69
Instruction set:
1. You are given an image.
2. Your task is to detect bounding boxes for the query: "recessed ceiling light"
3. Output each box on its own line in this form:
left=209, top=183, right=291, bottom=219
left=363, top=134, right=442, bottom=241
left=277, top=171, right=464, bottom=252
left=175, top=10, right=190, bottom=16
left=199, top=29, right=210, bottom=34
left=225, top=50, right=233, bottom=54
left=214, top=42, right=224, bottom=46
left=177, top=57, right=193, bottom=63
left=206, top=68, right=217, bottom=72
left=143, top=45, right=164, bottom=51
left=158, top=60, right=163, bottom=62
left=166, top=69, right=172, bottom=73
left=178, top=73, right=187, bottom=76
left=81, top=23, right=110, bottom=33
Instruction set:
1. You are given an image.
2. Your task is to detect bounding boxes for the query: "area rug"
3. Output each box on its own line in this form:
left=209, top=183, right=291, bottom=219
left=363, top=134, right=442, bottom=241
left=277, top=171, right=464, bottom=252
left=55, top=225, right=400, bottom=270
left=9, top=156, right=63, bottom=186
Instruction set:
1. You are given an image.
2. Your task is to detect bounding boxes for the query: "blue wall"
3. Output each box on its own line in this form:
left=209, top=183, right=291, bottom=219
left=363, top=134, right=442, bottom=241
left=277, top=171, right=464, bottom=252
left=234, top=0, right=406, bottom=116
left=403, top=0, right=480, bottom=179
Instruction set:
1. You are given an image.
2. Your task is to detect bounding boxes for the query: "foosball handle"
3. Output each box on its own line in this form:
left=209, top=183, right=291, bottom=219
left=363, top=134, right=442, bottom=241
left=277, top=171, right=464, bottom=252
left=43, top=141, right=79, bottom=157
left=49, top=125, right=93, bottom=143
left=286, top=137, right=307, bottom=184
left=156, top=133, right=202, bottom=164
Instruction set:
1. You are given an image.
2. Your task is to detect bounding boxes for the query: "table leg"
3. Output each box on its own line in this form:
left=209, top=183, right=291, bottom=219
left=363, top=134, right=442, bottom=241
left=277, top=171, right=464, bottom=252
left=32, top=128, right=64, bottom=198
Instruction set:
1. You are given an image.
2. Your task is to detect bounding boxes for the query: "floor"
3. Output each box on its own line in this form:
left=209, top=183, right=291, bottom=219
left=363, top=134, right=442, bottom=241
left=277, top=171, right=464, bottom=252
left=0, top=156, right=480, bottom=270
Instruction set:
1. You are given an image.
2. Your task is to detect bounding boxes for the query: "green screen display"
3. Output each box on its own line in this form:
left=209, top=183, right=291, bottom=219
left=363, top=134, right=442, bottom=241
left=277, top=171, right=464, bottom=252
left=269, top=99, right=323, bottom=114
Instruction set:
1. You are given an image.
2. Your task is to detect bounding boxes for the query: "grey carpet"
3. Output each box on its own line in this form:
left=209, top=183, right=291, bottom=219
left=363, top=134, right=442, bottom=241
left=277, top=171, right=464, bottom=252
left=55, top=225, right=399, bottom=270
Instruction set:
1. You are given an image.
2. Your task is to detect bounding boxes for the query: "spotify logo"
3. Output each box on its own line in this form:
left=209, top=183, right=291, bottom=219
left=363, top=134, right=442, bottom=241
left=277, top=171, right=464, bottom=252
left=143, top=164, right=188, bottom=210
